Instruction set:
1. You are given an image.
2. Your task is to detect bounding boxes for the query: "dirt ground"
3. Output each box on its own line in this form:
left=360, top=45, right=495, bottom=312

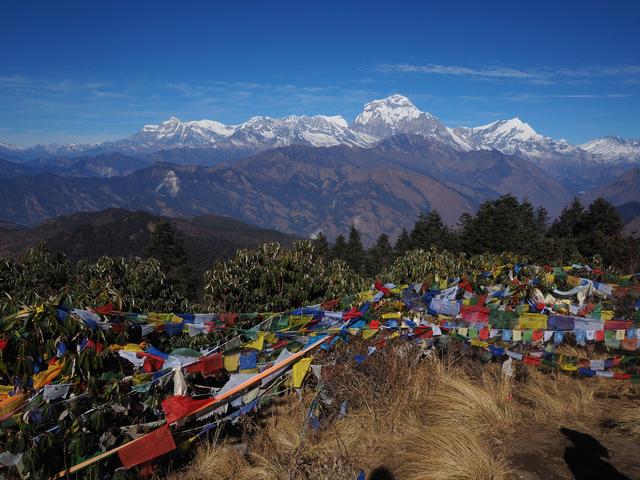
left=505, top=420, right=640, bottom=479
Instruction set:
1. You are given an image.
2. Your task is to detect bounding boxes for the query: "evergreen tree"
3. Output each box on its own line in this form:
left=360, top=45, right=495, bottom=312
left=312, top=231, right=330, bottom=258
left=145, top=221, right=195, bottom=299
left=366, top=233, right=393, bottom=277
left=344, top=225, right=366, bottom=273
left=576, top=198, right=625, bottom=261
left=330, top=234, right=348, bottom=261
left=410, top=210, right=451, bottom=250
left=548, top=198, right=585, bottom=238
left=394, top=228, right=413, bottom=257
left=584, top=197, right=624, bottom=236
left=459, top=194, right=546, bottom=254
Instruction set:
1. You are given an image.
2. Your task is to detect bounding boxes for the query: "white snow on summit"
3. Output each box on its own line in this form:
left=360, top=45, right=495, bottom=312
left=353, top=94, right=424, bottom=132
left=580, top=136, right=640, bottom=163
left=1, top=93, right=638, bottom=165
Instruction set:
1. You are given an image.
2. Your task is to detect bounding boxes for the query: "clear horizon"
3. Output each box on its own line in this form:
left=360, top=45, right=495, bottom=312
left=1, top=0, right=639, bottom=146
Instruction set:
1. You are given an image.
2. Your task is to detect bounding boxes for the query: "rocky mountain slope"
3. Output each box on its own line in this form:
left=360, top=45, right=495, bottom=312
left=0, top=137, right=571, bottom=244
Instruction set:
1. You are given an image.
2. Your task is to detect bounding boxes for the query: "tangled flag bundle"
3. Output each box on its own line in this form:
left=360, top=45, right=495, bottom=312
left=2, top=262, right=640, bottom=477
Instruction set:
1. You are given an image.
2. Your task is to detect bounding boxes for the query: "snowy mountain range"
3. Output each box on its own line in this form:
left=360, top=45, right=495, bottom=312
left=1, top=94, right=639, bottom=168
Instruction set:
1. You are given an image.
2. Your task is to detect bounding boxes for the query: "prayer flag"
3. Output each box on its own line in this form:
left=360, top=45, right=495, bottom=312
left=117, top=425, right=176, bottom=469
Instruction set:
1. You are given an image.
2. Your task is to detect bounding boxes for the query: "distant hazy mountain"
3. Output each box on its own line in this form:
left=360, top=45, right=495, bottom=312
left=2, top=95, right=638, bottom=172
left=0, top=136, right=572, bottom=244
left=0, top=208, right=298, bottom=278
left=582, top=167, right=640, bottom=206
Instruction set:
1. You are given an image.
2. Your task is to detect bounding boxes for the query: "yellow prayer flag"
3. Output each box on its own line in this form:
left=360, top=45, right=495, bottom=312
left=616, top=329, right=626, bottom=340
left=567, top=276, right=580, bottom=287
left=362, top=329, right=377, bottom=340
left=123, top=343, right=144, bottom=352
left=560, top=363, right=578, bottom=372
left=33, top=362, right=63, bottom=389
left=381, top=312, right=401, bottom=319
left=243, top=331, right=266, bottom=351
left=0, top=385, right=13, bottom=399
left=517, top=313, right=547, bottom=330
left=458, top=327, right=468, bottom=337
left=0, top=393, right=24, bottom=417
left=512, top=330, right=522, bottom=342
left=470, top=339, right=488, bottom=348
left=601, top=311, right=614, bottom=321
left=291, top=358, right=312, bottom=388
left=223, top=353, right=239, bottom=372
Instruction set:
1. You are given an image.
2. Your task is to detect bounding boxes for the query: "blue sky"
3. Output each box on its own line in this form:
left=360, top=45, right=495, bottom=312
left=1, top=0, right=639, bottom=146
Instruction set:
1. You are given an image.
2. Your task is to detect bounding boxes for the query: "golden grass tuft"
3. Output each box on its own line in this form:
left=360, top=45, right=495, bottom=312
left=179, top=445, right=248, bottom=480
left=171, top=342, right=640, bottom=480
left=392, top=424, right=509, bottom=480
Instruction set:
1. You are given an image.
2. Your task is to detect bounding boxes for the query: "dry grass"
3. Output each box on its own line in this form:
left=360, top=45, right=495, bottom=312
left=518, top=368, right=596, bottom=421
left=170, top=340, right=640, bottom=480
left=606, top=405, right=640, bottom=439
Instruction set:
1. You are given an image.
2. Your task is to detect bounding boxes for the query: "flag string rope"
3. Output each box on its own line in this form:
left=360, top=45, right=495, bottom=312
left=52, top=334, right=332, bottom=477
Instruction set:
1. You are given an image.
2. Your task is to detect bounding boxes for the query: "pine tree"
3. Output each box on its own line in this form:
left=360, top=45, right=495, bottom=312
left=584, top=198, right=624, bottom=236
left=459, top=195, right=547, bottom=254
left=344, top=225, right=366, bottom=273
left=366, top=233, right=393, bottom=277
left=312, top=232, right=329, bottom=258
left=576, top=198, right=625, bottom=261
left=410, top=210, right=450, bottom=250
left=548, top=198, right=585, bottom=238
left=331, top=234, right=348, bottom=261
left=394, top=228, right=413, bottom=257
left=145, top=221, right=195, bottom=299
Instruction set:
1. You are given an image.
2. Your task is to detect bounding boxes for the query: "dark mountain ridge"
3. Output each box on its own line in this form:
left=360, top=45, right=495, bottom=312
left=0, top=208, right=298, bottom=279
left=0, top=136, right=573, bottom=244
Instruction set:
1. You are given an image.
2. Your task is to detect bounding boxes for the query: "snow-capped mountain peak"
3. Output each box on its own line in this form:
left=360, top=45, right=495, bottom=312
left=1, top=93, right=638, bottom=166
left=581, top=136, right=640, bottom=163
left=453, top=116, right=576, bottom=161
left=477, top=117, right=541, bottom=142
left=352, top=94, right=424, bottom=134
left=350, top=94, right=466, bottom=149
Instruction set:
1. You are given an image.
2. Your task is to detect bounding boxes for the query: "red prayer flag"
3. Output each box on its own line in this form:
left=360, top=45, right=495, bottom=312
left=185, top=353, right=223, bottom=376
left=369, top=320, right=380, bottom=329
left=523, top=356, right=541, bottom=366
left=161, top=395, right=212, bottom=424
left=0, top=338, right=7, bottom=350
left=595, top=330, right=605, bottom=342
left=321, top=299, right=340, bottom=311
left=342, top=307, right=361, bottom=321
left=94, top=303, right=114, bottom=315
left=270, top=339, right=289, bottom=350
left=374, top=280, right=391, bottom=295
left=532, top=330, right=543, bottom=342
left=479, top=327, right=489, bottom=340
left=201, top=353, right=223, bottom=375
left=142, top=354, right=165, bottom=373
left=218, top=313, right=238, bottom=326
left=117, top=425, right=176, bottom=469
